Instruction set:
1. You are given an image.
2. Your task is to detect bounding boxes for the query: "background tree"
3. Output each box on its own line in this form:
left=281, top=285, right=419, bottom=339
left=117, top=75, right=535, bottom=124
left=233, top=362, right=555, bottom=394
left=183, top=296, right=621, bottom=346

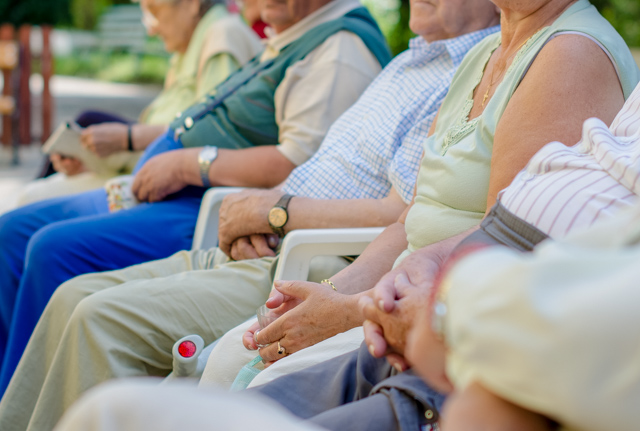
left=592, top=0, right=640, bottom=46
left=0, top=0, right=71, bottom=26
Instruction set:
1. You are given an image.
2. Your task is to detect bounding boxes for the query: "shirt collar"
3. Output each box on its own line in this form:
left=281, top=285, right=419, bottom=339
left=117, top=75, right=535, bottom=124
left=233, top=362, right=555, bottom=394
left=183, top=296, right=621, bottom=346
left=261, top=0, right=362, bottom=61
left=408, top=25, right=501, bottom=65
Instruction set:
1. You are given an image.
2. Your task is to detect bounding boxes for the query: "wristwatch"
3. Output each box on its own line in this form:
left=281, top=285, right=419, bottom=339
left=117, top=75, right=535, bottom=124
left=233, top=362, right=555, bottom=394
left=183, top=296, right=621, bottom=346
left=431, top=277, right=452, bottom=342
left=198, top=146, right=218, bottom=188
left=268, top=194, right=294, bottom=237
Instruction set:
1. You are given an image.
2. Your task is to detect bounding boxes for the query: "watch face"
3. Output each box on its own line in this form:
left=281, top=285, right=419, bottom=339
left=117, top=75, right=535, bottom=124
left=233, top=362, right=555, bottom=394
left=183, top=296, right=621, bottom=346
left=269, top=207, right=288, bottom=228
left=199, top=146, right=218, bottom=163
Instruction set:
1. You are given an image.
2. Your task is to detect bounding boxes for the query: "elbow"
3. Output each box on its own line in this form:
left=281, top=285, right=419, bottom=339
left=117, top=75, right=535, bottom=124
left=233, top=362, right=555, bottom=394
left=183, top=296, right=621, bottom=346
left=256, top=156, right=296, bottom=188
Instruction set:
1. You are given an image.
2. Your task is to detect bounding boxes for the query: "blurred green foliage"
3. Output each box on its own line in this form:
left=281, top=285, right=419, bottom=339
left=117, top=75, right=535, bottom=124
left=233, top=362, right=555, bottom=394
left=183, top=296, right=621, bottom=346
left=4, top=0, right=637, bottom=85
left=55, top=52, right=169, bottom=84
left=69, top=0, right=130, bottom=30
left=0, top=0, right=71, bottom=26
left=591, top=0, right=640, bottom=46
left=3, top=0, right=637, bottom=49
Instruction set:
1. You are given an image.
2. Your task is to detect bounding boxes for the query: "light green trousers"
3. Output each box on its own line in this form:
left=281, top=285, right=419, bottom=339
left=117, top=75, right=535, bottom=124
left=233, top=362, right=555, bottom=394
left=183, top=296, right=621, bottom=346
left=0, top=248, right=348, bottom=431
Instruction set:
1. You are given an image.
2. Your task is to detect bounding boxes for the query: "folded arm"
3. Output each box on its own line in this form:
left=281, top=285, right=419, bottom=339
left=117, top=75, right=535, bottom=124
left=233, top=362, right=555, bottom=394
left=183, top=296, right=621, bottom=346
left=218, top=187, right=408, bottom=256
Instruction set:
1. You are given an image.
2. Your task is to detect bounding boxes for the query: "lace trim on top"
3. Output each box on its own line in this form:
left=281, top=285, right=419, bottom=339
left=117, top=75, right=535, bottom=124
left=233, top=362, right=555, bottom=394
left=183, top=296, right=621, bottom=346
left=441, top=28, right=547, bottom=154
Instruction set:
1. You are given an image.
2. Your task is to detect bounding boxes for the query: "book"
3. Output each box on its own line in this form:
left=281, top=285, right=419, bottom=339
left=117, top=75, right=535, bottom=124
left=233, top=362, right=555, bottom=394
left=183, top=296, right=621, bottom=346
left=43, top=122, right=138, bottom=177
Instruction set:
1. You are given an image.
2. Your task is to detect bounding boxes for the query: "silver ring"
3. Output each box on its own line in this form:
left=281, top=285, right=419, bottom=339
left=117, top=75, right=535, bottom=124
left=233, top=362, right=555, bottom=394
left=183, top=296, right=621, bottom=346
left=254, top=330, right=266, bottom=348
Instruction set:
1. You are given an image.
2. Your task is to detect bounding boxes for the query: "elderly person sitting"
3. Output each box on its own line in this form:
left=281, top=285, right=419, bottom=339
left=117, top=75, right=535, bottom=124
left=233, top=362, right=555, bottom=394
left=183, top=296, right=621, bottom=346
left=426, top=205, right=640, bottom=431
left=0, top=0, right=500, bottom=428
left=17, top=0, right=262, bottom=206
left=0, top=0, right=390, bottom=414
left=52, top=41, right=640, bottom=431
left=406, top=80, right=640, bottom=431
left=199, top=0, right=640, bottom=394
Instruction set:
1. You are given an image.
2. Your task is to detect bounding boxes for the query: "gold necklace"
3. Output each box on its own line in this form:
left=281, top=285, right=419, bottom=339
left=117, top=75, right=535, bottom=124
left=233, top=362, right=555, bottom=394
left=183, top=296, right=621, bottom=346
left=481, top=35, right=534, bottom=108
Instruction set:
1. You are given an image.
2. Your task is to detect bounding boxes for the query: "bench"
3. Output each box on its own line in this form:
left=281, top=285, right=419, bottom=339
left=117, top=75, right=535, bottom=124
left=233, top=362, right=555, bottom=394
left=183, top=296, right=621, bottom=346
left=97, top=5, right=167, bottom=58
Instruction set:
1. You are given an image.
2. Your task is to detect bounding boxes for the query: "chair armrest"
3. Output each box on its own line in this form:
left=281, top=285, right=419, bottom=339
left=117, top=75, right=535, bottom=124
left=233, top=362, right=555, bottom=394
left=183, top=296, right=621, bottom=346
left=273, top=227, right=386, bottom=282
left=172, top=226, right=385, bottom=380
left=191, top=187, right=245, bottom=250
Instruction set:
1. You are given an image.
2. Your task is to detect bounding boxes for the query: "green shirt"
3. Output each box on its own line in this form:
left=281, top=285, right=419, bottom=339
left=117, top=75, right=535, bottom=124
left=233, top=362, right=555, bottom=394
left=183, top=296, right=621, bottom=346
left=400, top=0, right=640, bottom=264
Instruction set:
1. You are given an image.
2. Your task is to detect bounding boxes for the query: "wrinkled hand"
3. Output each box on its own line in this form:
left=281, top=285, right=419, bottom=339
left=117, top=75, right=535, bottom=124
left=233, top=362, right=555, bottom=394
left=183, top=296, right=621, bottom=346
left=360, top=275, right=430, bottom=371
left=218, top=189, right=285, bottom=255
left=50, top=153, right=86, bottom=176
left=242, top=287, right=303, bottom=351
left=251, top=280, right=359, bottom=365
left=358, top=245, right=444, bottom=371
left=132, top=150, right=188, bottom=202
left=80, top=123, right=128, bottom=157
left=229, top=234, right=280, bottom=261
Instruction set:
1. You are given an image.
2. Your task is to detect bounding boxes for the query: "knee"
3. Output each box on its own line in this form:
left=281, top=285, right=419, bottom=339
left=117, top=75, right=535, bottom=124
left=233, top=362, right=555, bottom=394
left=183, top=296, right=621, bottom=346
left=25, top=222, right=78, bottom=268
left=70, top=293, right=108, bottom=328
left=48, top=276, right=92, bottom=318
left=0, top=210, right=28, bottom=251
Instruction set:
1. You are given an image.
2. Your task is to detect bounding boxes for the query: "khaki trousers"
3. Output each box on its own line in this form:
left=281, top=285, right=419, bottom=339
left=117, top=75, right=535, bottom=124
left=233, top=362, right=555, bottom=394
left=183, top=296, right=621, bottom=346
left=0, top=248, right=348, bottom=431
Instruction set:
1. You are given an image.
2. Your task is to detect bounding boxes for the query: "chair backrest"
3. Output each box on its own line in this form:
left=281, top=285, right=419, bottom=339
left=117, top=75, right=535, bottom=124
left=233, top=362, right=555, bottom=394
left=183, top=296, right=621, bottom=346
left=0, top=41, right=18, bottom=71
left=192, top=187, right=246, bottom=250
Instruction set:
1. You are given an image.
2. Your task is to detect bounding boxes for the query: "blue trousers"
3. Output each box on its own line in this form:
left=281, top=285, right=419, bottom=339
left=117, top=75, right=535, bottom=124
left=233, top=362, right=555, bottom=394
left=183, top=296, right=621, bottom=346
left=0, top=131, right=204, bottom=395
left=253, top=343, right=445, bottom=431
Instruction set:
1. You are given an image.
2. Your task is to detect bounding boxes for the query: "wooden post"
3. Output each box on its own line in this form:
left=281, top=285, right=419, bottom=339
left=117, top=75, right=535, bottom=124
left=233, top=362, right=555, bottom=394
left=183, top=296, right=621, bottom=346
left=18, top=25, right=31, bottom=146
left=41, top=25, right=53, bottom=143
left=0, top=24, right=14, bottom=148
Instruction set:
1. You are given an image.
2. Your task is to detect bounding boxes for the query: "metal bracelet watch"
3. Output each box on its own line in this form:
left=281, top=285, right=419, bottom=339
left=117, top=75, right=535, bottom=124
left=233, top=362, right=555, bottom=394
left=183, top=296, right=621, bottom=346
left=198, top=146, right=218, bottom=188
left=268, top=194, right=294, bottom=238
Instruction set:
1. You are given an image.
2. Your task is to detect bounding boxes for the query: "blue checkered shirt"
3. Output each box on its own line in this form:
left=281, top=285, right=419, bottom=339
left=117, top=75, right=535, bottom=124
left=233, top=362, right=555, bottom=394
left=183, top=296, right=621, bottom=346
left=282, top=25, right=500, bottom=203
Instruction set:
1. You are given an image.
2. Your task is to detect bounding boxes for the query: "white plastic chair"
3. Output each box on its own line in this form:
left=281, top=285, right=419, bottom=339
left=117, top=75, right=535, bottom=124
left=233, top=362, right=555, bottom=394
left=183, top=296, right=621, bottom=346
left=273, top=226, right=385, bottom=281
left=169, top=188, right=385, bottom=379
left=191, top=187, right=245, bottom=250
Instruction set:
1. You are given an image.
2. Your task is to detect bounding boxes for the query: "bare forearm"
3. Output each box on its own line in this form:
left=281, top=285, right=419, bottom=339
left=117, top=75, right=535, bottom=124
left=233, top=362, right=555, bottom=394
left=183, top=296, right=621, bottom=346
left=285, top=194, right=407, bottom=233
left=131, top=124, right=168, bottom=151
left=331, top=221, right=409, bottom=295
left=180, top=146, right=296, bottom=189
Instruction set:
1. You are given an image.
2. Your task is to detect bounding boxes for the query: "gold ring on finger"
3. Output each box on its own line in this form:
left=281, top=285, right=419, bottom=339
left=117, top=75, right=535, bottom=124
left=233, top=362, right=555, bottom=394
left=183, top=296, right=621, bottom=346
left=277, top=341, right=286, bottom=356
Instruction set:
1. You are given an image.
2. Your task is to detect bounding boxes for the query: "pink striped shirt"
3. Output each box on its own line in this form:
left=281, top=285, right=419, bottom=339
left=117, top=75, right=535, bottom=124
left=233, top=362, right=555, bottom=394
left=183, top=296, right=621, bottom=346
left=500, top=84, right=640, bottom=238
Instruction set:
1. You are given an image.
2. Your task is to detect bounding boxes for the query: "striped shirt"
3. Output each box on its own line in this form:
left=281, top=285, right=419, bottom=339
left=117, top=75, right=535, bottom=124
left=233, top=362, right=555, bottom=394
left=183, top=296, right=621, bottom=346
left=500, top=83, right=640, bottom=238
left=282, top=26, right=501, bottom=204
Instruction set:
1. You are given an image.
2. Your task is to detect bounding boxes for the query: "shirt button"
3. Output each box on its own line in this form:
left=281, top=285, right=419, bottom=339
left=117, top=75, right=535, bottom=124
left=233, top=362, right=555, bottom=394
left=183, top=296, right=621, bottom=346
left=425, top=409, right=434, bottom=420
left=184, top=117, right=194, bottom=129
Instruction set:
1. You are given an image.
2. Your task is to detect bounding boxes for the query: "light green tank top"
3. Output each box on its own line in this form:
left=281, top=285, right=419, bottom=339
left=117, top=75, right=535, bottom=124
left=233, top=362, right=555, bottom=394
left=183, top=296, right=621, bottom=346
left=400, top=0, right=640, bottom=263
